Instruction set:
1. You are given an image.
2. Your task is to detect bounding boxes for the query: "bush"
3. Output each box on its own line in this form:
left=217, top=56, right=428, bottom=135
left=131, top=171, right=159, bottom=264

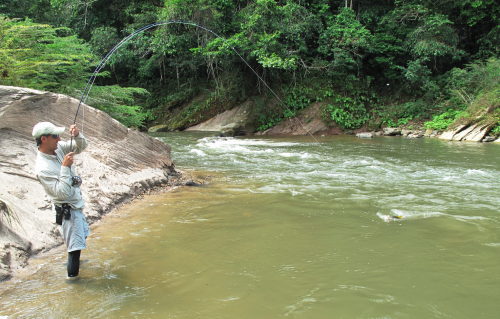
left=424, top=109, right=462, bottom=130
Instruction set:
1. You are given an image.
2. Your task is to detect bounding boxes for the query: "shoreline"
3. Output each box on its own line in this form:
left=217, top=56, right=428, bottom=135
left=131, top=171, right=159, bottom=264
left=0, top=86, right=177, bottom=282
left=0, top=168, right=210, bottom=283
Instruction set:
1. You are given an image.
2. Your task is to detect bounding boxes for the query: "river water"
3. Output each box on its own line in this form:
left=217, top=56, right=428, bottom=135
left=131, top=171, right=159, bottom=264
left=1, top=133, right=500, bottom=318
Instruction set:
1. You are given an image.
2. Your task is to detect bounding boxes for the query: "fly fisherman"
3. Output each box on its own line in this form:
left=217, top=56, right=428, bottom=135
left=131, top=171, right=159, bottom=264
left=32, top=122, right=89, bottom=278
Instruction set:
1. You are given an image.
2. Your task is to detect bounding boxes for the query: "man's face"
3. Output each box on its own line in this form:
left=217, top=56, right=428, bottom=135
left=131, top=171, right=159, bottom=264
left=41, top=134, right=61, bottom=153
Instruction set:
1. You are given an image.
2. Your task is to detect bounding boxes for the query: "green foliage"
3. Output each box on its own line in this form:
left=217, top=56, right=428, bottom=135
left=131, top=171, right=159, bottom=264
left=323, top=95, right=371, bottom=130
left=491, top=125, right=500, bottom=137
left=424, top=109, right=462, bottom=130
left=2, top=0, right=500, bottom=132
left=0, top=16, right=93, bottom=91
left=398, top=116, right=413, bottom=126
left=318, top=8, right=373, bottom=74
left=0, top=16, right=153, bottom=128
left=81, top=85, right=153, bottom=128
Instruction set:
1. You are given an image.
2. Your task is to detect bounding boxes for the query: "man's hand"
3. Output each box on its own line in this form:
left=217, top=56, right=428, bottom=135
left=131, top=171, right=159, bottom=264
left=69, top=124, right=79, bottom=137
left=62, top=152, right=74, bottom=167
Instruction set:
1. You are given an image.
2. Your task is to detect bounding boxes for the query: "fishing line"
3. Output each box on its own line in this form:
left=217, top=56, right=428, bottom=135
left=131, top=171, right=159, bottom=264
left=71, top=20, right=319, bottom=147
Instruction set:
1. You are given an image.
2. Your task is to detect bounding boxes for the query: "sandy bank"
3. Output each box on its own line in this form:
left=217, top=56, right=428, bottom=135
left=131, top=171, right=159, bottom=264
left=0, top=86, right=178, bottom=281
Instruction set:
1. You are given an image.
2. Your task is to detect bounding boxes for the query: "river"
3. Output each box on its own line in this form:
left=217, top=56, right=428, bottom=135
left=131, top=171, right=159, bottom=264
left=1, top=133, right=499, bottom=318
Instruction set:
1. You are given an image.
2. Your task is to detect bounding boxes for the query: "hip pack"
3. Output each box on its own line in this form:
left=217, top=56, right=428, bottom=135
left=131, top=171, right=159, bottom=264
left=54, top=203, right=71, bottom=225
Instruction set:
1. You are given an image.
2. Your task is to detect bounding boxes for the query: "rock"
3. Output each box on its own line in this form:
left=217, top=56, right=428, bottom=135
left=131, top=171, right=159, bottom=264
left=482, top=136, right=496, bottom=142
left=452, top=125, right=476, bottom=141
left=345, top=130, right=355, bottom=135
left=463, top=124, right=494, bottom=142
left=409, top=133, right=423, bottom=138
left=220, top=128, right=235, bottom=137
left=401, top=129, right=412, bottom=136
left=374, top=131, right=383, bottom=136
left=185, top=101, right=254, bottom=135
left=424, top=128, right=433, bottom=137
left=148, top=124, right=170, bottom=132
left=383, top=128, right=401, bottom=136
left=439, top=124, right=467, bottom=140
left=0, top=85, right=176, bottom=281
left=356, top=132, right=373, bottom=138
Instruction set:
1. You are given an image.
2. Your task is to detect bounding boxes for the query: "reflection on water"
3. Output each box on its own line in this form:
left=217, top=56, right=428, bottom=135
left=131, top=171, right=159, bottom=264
left=1, top=133, right=500, bottom=318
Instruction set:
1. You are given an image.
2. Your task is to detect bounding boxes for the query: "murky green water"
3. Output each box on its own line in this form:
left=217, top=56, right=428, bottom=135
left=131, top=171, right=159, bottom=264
left=1, top=133, right=500, bottom=318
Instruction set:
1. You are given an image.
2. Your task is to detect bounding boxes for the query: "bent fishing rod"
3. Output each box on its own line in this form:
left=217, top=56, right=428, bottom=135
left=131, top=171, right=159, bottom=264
left=70, top=20, right=319, bottom=150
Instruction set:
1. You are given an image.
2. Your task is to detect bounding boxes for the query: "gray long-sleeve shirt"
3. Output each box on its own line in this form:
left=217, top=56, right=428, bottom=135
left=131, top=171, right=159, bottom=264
left=35, top=134, right=88, bottom=209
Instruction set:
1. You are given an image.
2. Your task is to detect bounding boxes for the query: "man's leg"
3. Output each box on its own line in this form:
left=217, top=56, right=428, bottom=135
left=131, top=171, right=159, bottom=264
left=67, top=250, right=81, bottom=277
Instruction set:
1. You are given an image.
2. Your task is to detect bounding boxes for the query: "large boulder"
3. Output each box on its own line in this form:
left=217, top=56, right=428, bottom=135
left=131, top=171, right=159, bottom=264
left=0, top=85, right=177, bottom=280
left=185, top=101, right=254, bottom=135
left=383, top=128, right=401, bottom=136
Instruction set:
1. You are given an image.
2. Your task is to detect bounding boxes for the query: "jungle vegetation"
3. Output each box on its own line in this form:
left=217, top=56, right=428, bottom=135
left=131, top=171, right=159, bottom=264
left=1, top=0, right=499, bottom=132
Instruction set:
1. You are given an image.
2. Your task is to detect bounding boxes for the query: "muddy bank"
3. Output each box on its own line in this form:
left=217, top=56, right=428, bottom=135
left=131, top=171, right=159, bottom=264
left=0, top=85, right=179, bottom=281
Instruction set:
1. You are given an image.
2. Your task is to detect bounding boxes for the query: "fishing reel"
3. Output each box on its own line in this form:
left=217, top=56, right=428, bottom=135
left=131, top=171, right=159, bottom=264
left=72, top=176, right=82, bottom=188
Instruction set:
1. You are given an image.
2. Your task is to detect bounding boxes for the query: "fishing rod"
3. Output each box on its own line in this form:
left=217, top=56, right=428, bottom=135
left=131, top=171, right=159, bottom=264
left=70, top=20, right=319, bottom=149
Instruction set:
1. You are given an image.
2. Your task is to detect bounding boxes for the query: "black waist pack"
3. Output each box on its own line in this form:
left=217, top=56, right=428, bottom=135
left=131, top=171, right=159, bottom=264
left=55, top=203, right=71, bottom=225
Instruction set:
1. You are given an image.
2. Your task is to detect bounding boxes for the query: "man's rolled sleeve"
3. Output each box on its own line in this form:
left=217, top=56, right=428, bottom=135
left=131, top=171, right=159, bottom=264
left=58, top=133, right=88, bottom=155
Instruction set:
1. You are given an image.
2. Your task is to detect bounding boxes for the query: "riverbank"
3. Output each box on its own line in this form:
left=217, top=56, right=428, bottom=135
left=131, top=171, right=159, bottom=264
left=172, top=100, right=500, bottom=142
left=0, top=86, right=179, bottom=281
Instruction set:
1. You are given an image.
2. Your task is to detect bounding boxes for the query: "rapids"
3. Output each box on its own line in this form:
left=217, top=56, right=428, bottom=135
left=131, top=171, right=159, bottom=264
left=1, top=133, right=499, bottom=318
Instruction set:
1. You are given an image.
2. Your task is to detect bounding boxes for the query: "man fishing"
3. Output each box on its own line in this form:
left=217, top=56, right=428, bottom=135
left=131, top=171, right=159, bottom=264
left=32, top=122, right=89, bottom=278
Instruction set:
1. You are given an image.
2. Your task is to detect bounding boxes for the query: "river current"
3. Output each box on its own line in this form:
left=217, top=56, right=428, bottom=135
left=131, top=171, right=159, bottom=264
left=1, top=133, right=499, bottom=318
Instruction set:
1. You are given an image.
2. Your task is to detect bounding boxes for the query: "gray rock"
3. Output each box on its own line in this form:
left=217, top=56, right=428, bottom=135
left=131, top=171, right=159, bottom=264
left=220, top=128, right=235, bottom=137
left=409, top=133, right=424, bottom=138
left=356, top=132, right=373, bottom=138
left=401, top=129, right=412, bottom=136
left=0, top=85, right=176, bottom=281
left=374, top=131, right=384, bottom=136
left=148, top=124, right=170, bottom=132
left=482, top=136, right=496, bottom=142
left=383, top=128, right=401, bottom=136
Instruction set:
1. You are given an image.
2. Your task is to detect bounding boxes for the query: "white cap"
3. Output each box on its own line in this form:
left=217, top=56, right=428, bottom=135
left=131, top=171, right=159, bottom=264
left=32, top=122, right=65, bottom=138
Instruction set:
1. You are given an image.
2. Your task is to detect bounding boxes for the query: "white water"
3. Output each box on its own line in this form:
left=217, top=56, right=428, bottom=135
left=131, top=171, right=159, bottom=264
left=1, top=133, right=499, bottom=318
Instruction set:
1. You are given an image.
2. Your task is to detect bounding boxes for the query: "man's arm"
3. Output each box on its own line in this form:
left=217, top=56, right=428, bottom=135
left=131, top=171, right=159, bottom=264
left=58, top=125, right=88, bottom=155
left=37, top=167, right=73, bottom=201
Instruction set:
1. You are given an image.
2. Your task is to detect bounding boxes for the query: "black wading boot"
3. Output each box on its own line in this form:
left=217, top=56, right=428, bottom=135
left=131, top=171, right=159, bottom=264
left=67, top=250, right=81, bottom=277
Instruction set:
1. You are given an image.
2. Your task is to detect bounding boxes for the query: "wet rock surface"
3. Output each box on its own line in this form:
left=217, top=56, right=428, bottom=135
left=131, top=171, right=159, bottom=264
left=356, top=132, right=373, bottom=138
left=0, top=85, right=178, bottom=280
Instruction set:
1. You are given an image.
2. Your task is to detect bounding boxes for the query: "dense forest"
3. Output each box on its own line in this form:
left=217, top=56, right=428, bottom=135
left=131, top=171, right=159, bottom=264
left=1, top=0, right=499, bottom=133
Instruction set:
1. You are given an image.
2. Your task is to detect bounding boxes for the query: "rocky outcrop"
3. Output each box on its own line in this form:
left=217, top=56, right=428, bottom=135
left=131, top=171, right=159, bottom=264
left=257, top=102, right=341, bottom=136
left=439, top=121, right=496, bottom=142
left=184, top=101, right=255, bottom=136
left=0, top=85, right=177, bottom=281
left=383, top=128, right=401, bottom=136
left=439, top=100, right=498, bottom=142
